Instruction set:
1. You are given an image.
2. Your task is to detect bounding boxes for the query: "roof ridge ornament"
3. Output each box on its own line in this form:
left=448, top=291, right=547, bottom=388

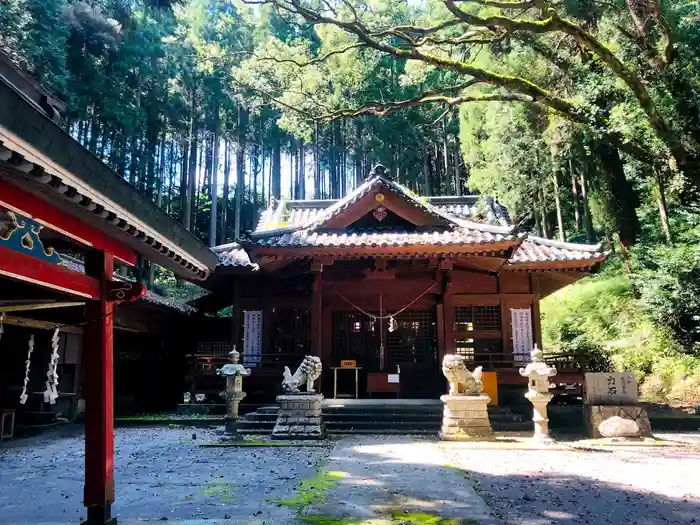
left=368, top=164, right=388, bottom=180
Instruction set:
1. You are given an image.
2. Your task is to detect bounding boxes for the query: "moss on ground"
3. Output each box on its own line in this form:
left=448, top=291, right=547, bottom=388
left=270, top=470, right=345, bottom=512
left=200, top=482, right=236, bottom=504
left=390, top=512, right=478, bottom=524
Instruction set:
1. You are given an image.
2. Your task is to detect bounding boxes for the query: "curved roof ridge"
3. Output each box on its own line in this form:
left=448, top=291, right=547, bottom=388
left=525, top=235, right=605, bottom=252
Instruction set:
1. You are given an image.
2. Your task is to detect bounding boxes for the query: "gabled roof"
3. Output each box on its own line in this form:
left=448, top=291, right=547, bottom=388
left=210, top=166, right=609, bottom=273
left=246, top=166, right=519, bottom=255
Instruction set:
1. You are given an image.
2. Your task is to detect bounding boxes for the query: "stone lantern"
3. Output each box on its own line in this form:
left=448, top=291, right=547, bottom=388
left=216, top=348, right=251, bottom=441
left=519, top=345, right=557, bottom=443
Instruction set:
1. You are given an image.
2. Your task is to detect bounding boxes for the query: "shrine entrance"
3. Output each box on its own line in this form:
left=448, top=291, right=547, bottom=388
left=331, top=308, right=442, bottom=398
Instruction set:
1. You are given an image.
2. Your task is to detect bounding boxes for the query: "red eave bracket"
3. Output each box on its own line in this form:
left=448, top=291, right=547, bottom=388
left=0, top=178, right=137, bottom=266
left=0, top=245, right=100, bottom=300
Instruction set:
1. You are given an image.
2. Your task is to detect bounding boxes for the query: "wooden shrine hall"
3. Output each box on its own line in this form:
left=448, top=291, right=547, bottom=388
left=199, top=165, right=610, bottom=402
left=0, top=54, right=218, bottom=523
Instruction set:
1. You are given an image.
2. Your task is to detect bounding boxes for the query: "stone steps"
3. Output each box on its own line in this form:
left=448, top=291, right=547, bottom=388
left=238, top=402, right=533, bottom=436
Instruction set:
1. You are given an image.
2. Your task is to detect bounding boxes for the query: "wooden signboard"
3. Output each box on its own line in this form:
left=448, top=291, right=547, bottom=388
left=340, top=360, right=357, bottom=369
left=482, top=371, right=498, bottom=406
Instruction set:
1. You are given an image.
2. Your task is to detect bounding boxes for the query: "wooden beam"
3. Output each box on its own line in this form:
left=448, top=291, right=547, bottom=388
left=1, top=314, right=83, bottom=333
left=83, top=251, right=115, bottom=523
left=0, top=244, right=100, bottom=299
left=0, top=301, right=84, bottom=312
left=0, top=178, right=137, bottom=266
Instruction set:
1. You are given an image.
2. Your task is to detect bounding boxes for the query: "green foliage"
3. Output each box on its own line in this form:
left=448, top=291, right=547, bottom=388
left=542, top=253, right=700, bottom=406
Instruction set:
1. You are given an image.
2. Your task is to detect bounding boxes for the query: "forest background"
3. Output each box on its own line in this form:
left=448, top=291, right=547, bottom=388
left=2, top=0, right=700, bottom=404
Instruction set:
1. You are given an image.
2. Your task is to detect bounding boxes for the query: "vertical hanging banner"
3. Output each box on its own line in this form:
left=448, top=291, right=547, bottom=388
left=511, top=308, right=533, bottom=363
left=243, top=310, right=263, bottom=368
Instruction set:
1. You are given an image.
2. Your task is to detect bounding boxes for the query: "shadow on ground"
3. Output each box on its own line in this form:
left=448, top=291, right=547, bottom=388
left=302, top=436, right=700, bottom=525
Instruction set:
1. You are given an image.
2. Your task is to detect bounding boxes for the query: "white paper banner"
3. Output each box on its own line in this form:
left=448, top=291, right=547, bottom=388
left=243, top=310, right=263, bottom=367
left=511, top=308, right=533, bottom=364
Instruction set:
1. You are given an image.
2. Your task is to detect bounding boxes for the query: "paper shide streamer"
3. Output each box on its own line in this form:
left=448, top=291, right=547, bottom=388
left=19, top=334, right=35, bottom=405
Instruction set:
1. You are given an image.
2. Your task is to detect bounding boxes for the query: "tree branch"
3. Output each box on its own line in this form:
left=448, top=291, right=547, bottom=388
left=258, top=42, right=366, bottom=67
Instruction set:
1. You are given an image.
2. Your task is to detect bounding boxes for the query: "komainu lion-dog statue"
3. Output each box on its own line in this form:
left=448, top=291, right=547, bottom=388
left=282, top=355, right=323, bottom=394
left=442, top=354, right=483, bottom=396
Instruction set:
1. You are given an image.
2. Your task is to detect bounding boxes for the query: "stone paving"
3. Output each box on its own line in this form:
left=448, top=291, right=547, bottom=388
left=1, top=428, right=700, bottom=524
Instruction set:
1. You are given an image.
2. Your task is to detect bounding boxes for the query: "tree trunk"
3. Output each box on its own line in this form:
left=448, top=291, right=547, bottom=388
left=184, top=84, right=198, bottom=231
left=355, top=121, right=363, bottom=187
left=423, top=150, right=431, bottom=196
left=234, top=107, right=247, bottom=239
left=129, top=138, right=140, bottom=186
left=453, top=148, right=462, bottom=196
left=579, top=154, right=595, bottom=243
left=156, top=133, right=166, bottom=207
left=442, top=118, right=450, bottom=192
left=655, top=168, right=673, bottom=243
left=220, top=138, right=230, bottom=245
left=539, top=187, right=551, bottom=238
left=271, top=134, right=281, bottom=201
left=299, top=141, right=306, bottom=199
left=570, top=157, right=581, bottom=232
left=595, top=142, right=639, bottom=248
left=180, top=136, right=189, bottom=225
left=314, top=122, right=321, bottom=199
left=552, top=164, right=567, bottom=242
left=209, top=103, right=220, bottom=247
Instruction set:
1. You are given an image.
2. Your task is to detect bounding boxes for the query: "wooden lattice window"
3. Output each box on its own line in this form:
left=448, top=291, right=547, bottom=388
left=455, top=339, right=506, bottom=368
left=269, top=307, right=310, bottom=359
left=196, top=341, right=233, bottom=357
left=387, top=310, right=437, bottom=366
left=454, top=305, right=501, bottom=332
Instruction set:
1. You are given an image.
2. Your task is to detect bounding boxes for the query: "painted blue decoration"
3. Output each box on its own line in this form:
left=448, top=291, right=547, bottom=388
left=0, top=210, right=62, bottom=264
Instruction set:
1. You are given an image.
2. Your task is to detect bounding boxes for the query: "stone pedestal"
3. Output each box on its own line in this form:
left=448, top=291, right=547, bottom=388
left=525, top=390, right=554, bottom=443
left=586, top=405, right=652, bottom=438
left=439, top=394, right=493, bottom=440
left=272, top=394, right=325, bottom=440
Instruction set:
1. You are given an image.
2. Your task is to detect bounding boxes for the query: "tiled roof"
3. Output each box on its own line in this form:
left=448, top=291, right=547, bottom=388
left=58, top=254, right=198, bottom=314
left=255, top=194, right=510, bottom=232
left=251, top=226, right=517, bottom=250
left=211, top=242, right=259, bottom=270
left=507, top=237, right=608, bottom=267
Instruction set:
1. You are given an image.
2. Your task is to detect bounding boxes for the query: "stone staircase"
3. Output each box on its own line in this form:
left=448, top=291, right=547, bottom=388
left=237, top=402, right=533, bottom=435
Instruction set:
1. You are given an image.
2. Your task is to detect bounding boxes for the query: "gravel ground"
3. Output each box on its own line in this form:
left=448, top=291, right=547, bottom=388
left=1, top=428, right=699, bottom=525
left=0, top=426, right=332, bottom=524
left=440, top=440, right=700, bottom=525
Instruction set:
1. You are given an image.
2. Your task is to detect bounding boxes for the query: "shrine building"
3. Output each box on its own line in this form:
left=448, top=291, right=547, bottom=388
left=198, top=165, right=609, bottom=402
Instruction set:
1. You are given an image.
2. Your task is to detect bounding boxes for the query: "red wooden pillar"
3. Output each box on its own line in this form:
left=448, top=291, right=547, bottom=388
left=83, top=251, right=115, bottom=525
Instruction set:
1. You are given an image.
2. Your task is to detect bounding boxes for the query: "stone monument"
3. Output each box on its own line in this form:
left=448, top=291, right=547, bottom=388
left=216, top=348, right=251, bottom=441
left=519, top=345, right=557, bottom=443
left=272, top=355, right=325, bottom=440
left=439, top=354, right=493, bottom=440
left=584, top=372, right=652, bottom=438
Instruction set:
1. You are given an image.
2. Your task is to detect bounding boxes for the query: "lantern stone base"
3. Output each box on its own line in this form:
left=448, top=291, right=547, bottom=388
left=439, top=394, right=493, bottom=440
left=272, top=394, right=326, bottom=440
left=586, top=405, right=652, bottom=439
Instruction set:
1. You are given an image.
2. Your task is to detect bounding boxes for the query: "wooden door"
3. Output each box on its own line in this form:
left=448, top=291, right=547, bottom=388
left=386, top=309, right=442, bottom=398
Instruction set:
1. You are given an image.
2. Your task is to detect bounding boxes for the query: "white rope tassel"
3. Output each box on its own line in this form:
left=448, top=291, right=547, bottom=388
left=0, top=312, right=5, bottom=343
left=43, top=328, right=60, bottom=405
left=19, top=334, right=35, bottom=405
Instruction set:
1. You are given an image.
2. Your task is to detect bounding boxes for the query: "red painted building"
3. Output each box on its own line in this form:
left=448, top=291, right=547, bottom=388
left=0, top=54, right=217, bottom=524
left=197, top=166, right=609, bottom=402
